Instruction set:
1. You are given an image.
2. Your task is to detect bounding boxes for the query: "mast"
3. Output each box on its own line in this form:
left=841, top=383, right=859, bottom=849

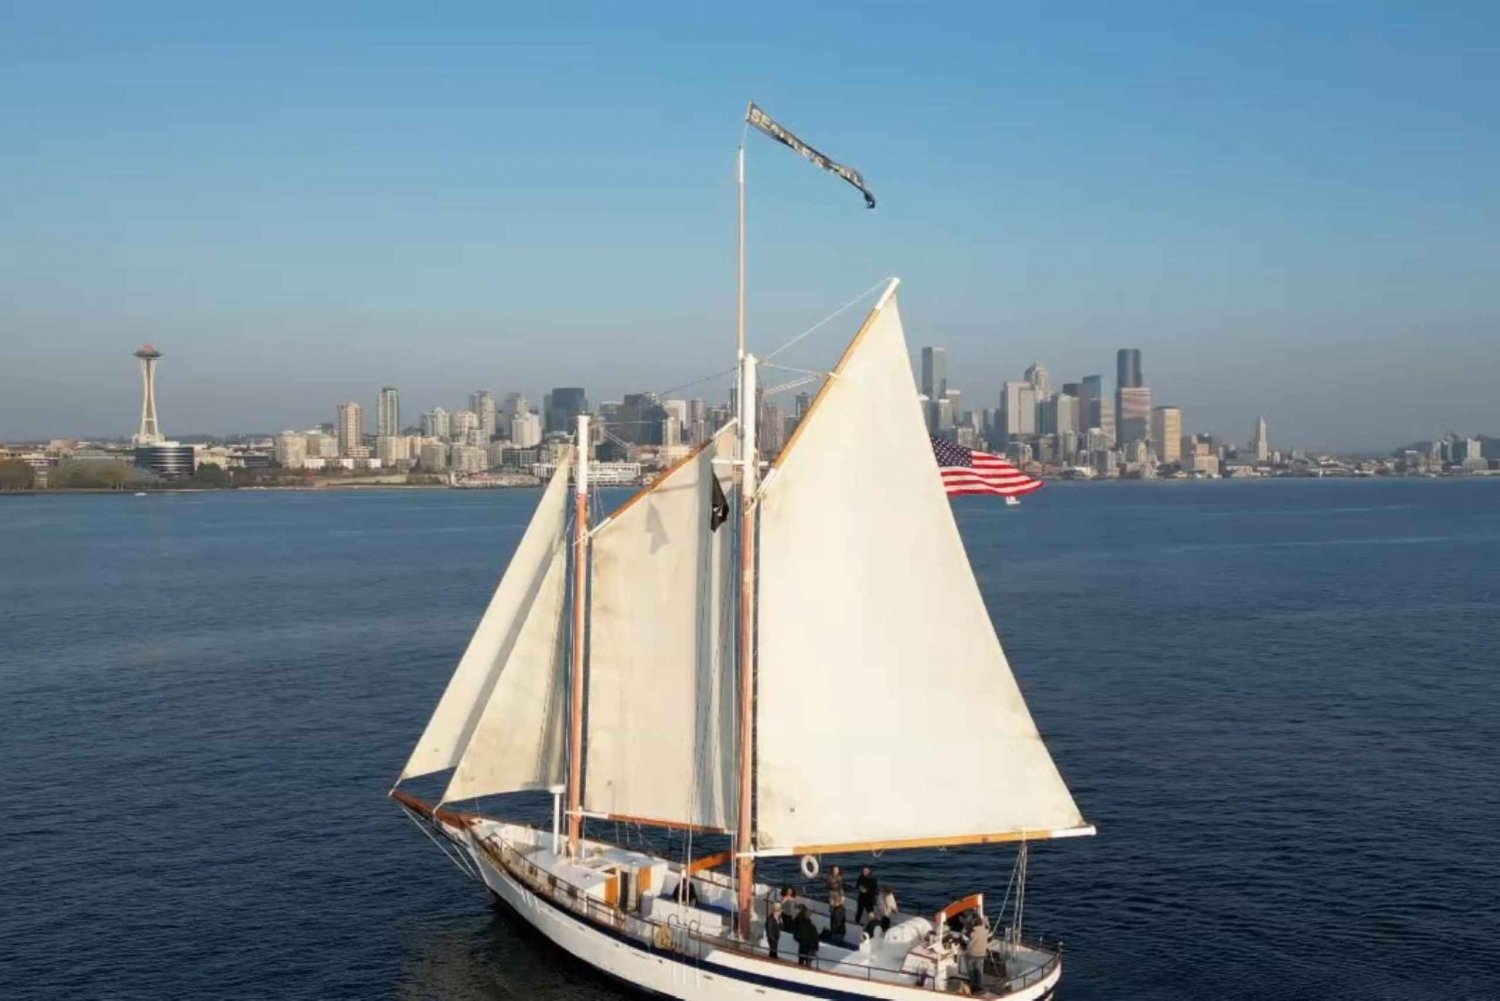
left=567, top=414, right=590, bottom=857
left=733, top=134, right=758, bottom=939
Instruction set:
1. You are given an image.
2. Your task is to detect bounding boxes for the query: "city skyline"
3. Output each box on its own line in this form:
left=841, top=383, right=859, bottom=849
left=3, top=6, right=1497, bottom=450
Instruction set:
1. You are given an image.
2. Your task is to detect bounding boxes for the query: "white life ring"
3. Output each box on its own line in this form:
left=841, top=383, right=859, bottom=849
left=800, top=854, right=820, bottom=879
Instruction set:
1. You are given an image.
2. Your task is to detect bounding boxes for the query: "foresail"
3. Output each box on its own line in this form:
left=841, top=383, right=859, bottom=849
left=755, top=289, right=1086, bottom=852
left=443, top=526, right=570, bottom=801
left=400, top=451, right=573, bottom=782
left=583, top=424, right=737, bottom=831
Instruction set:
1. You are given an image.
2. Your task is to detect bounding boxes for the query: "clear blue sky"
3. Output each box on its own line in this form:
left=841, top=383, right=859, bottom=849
left=2, top=1, right=1496, bottom=450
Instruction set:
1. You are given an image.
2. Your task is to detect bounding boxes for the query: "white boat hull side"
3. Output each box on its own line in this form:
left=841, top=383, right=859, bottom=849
left=464, top=838, right=1061, bottom=1001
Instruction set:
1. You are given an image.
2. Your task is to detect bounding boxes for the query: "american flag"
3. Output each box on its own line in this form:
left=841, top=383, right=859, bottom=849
left=929, top=436, right=1043, bottom=498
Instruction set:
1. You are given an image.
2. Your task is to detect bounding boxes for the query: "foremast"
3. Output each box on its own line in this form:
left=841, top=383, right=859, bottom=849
left=567, top=414, right=590, bottom=857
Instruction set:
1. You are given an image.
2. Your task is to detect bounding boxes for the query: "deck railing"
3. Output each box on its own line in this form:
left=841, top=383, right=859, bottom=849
left=474, top=828, right=1057, bottom=997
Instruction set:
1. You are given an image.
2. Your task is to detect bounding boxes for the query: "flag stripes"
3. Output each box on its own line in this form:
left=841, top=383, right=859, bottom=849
left=929, top=436, right=1044, bottom=498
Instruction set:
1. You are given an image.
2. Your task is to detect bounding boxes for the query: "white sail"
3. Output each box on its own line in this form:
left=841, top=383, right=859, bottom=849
left=755, top=288, right=1087, bottom=852
left=401, top=452, right=573, bottom=783
left=583, top=425, right=737, bottom=830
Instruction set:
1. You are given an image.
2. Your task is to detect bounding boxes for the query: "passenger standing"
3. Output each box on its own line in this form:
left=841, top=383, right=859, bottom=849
left=854, top=865, right=878, bottom=925
left=965, top=917, right=990, bottom=990
left=827, top=885, right=847, bottom=942
left=794, top=905, right=819, bottom=968
left=766, top=902, right=784, bottom=960
left=826, top=864, right=845, bottom=900
left=877, top=886, right=898, bottom=933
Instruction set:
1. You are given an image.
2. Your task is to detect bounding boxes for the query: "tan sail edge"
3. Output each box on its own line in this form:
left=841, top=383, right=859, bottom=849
left=749, top=824, right=1096, bottom=857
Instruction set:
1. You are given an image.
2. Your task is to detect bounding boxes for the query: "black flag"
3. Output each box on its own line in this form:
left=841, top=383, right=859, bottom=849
left=747, top=103, right=876, bottom=209
left=709, top=473, right=729, bottom=532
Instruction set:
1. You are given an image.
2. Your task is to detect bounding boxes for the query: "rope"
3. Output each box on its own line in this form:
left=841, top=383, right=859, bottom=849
left=400, top=806, right=480, bottom=881
left=764, top=278, right=892, bottom=361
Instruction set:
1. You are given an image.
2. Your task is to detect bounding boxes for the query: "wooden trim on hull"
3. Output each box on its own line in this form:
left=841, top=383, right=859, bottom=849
left=390, top=788, right=479, bottom=830
left=752, top=824, right=1097, bottom=857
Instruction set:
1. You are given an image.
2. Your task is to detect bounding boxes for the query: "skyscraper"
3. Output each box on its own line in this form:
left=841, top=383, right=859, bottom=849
left=422, top=407, right=451, bottom=440
left=1151, top=406, right=1182, bottom=464
left=547, top=387, right=589, bottom=434
left=1116, top=349, right=1142, bottom=391
left=377, top=386, right=400, bottom=437
left=1024, top=361, right=1051, bottom=400
left=1000, top=381, right=1037, bottom=442
left=336, top=402, right=364, bottom=457
left=1079, top=375, right=1104, bottom=431
left=469, top=390, right=496, bottom=440
left=1115, top=348, right=1148, bottom=445
left=920, top=347, right=947, bottom=399
left=1253, top=416, right=1270, bottom=461
left=1117, top=387, right=1152, bottom=444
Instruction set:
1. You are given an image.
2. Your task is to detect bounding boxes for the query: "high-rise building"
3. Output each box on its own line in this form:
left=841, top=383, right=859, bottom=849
left=469, top=391, right=496, bottom=440
left=274, top=431, right=307, bottom=469
left=376, top=435, right=410, bottom=464
left=1117, top=387, right=1152, bottom=445
left=336, top=402, right=364, bottom=457
left=1024, top=362, right=1051, bottom=400
left=617, top=393, right=667, bottom=446
left=502, top=392, right=528, bottom=418
left=511, top=412, right=542, bottom=448
left=1079, top=375, right=1104, bottom=431
left=377, top=387, right=400, bottom=438
left=1116, top=349, right=1142, bottom=390
left=453, top=410, right=480, bottom=437
left=920, top=347, right=947, bottom=399
left=1151, top=406, right=1182, bottom=465
left=547, top=387, right=589, bottom=434
left=999, top=381, right=1037, bottom=442
left=1253, top=416, right=1270, bottom=462
left=1098, top=396, right=1116, bottom=446
left=422, top=407, right=451, bottom=440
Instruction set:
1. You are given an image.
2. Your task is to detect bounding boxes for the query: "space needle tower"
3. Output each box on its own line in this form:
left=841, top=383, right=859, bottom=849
left=132, top=344, right=165, bottom=445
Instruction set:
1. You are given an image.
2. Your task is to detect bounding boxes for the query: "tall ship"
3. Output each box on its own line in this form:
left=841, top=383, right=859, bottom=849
left=391, top=106, right=1092, bottom=1000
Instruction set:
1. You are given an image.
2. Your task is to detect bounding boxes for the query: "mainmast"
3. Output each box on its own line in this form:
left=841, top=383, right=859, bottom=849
left=733, top=137, right=759, bottom=939
left=567, top=414, right=590, bottom=857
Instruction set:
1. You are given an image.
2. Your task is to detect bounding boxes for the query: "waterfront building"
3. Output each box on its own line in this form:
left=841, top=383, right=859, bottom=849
left=275, top=432, right=308, bottom=469
left=1151, top=407, right=1183, bottom=465
left=1098, top=396, right=1116, bottom=446
left=336, top=402, right=364, bottom=457
left=1253, top=416, right=1270, bottom=462
left=377, top=387, right=401, bottom=438
left=133, top=443, right=194, bottom=479
left=418, top=442, right=448, bottom=471
left=422, top=407, right=451, bottom=440
left=450, top=443, right=488, bottom=474
left=376, top=435, right=410, bottom=464
left=469, top=391, right=496, bottom=440
left=453, top=410, right=480, bottom=437
left=305, top=431, right=339, bottom=459
left=511, top=412, right=542, bottom=449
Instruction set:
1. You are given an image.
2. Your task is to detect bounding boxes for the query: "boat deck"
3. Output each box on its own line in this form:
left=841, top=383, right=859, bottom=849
left=470, top=818, right=1059, bottom=997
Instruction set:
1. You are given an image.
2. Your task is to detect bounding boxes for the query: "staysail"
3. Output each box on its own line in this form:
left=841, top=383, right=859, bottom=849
left=400, top=452, right=573, bottom=790
left=583, top=425, right=738, bottom=831
left=755, top=287, right=1088, bottom=852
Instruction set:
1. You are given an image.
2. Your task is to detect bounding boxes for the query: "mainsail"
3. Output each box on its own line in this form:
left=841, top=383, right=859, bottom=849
left=584, top=425, right=738, bottom=830
left=755, top=288, right=1087, bottom=852
left=400, top=453, right=573, bottom=797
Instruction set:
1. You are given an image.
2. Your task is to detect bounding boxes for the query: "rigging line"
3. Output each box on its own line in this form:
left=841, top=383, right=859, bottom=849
left=651, top=366, right=738, bottom=401
left=759, top=362, right=825, bottom=377
left=763, top=277, right=892, bottom=362
left=760, top=374, right=824, bottom=398
left=400, top=806, right=480, bottom=881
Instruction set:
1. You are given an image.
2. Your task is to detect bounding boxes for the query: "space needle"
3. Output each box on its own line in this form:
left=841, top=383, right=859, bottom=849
left=132, top=344, right=165, bottom=445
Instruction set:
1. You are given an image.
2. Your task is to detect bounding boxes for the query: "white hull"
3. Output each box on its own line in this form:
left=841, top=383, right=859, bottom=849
left=440, top=815, right=1061, bottom=1001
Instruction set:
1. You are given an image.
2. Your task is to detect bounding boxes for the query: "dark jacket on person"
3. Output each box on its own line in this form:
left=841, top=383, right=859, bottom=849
left=855, top=872, right=879, bottom=902
left=794, top=912, right=820, bottom=955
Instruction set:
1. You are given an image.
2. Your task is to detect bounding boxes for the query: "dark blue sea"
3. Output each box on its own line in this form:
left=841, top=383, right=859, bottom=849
left=2, top=479, right=1498, bottom=1000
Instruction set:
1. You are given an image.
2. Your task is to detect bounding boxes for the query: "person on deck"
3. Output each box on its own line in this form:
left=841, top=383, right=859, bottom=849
left=826, top=864, right=845, bottom=899
left=965, top=915, right=990, bottom=990
left=794, top=905, right=819, bottom=968
left=877, top=886, right=898, bottom=933
left=826, top=885, right=847, bottom=942
left=780, top=885, right=798, bottom=912
left=766, top=902, right=784, bottom=960
left=854, top=866, right=878, bottom=925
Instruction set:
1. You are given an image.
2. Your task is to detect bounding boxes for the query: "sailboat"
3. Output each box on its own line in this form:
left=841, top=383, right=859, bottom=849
left=391, top=111, right=1092, bottom=1000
